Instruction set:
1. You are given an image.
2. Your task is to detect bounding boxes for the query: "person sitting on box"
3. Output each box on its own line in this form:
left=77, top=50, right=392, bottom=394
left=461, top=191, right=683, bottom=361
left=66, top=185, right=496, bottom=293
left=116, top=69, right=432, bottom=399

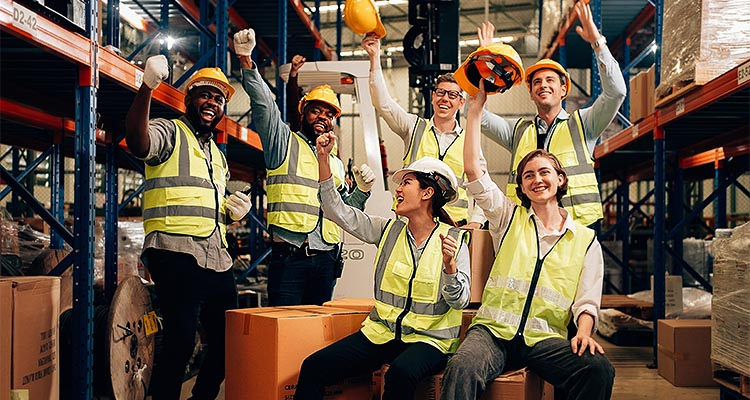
left=293, top=132, right=471, bottom=400
left=440, top=78, right=614, bottom=400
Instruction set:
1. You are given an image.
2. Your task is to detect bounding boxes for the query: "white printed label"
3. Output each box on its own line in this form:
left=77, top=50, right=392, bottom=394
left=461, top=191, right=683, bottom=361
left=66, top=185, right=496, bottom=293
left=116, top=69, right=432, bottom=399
left=631, top=124, right=639, bottom=138
left=11, top=2, right=38, bottom=37
left=738, top=60, right=750, bottom=85
left=675, top=98, right=685, bottom=116
left=135, top=70, right=144, bottom=88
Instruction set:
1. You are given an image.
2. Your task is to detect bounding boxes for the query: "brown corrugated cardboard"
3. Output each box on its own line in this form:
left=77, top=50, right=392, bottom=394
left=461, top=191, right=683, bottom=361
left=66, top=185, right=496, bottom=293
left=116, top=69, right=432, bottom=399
left=1, top=281, right=12, bottom=398
left=225, top=306, right=370, bottom=400
left=380, top=366, right=543, bottom=400
left=468, top=229, right=494, bottom=304
left=0, top=277, right=61, bottom=400
left=657, top=319, right=716, bottom=387
left=323, top=298, right=375, bottom=312
left=629, top=71, right=644, bottom=123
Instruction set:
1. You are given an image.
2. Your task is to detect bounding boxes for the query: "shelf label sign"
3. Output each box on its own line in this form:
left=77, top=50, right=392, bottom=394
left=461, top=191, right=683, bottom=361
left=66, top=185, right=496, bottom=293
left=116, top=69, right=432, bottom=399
left=631, top=124, right=639, bottom=138
left=738, top=60, right=750, bottom=86
left=11, top=1, right=38, bottom=37
left=675, top=98, right=685, bottom=116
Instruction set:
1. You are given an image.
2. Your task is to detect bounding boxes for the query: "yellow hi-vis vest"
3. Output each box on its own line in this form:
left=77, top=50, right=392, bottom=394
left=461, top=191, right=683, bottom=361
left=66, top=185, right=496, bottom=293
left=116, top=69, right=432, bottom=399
left=361, top=220, right=469, bottom=353
left=471, top=206, right=595, bottom=346
left=143, top=119, right=228, bottom=246
left=403, top=118, right=470, bottom=223
left=266, top=131, right=344, bottom=244
left=507, top=111, right=603, bottom=226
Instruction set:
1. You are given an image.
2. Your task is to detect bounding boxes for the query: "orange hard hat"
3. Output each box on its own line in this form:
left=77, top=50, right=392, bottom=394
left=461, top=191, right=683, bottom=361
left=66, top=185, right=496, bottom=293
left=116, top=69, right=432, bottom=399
left=185, top=67, right=235, bottom=101
left=454, top=43, right=525, bottom=96
left=344, top=0, right=386, bottom=38
left=525, top=59, right=571, bottom=99
left=298, top=84, right=342, bottom=118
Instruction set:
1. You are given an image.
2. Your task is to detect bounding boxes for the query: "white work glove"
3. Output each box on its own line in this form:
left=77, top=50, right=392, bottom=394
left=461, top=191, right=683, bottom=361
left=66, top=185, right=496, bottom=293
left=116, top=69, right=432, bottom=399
left=352, top=164, right=376, bottom=193
left=226, top=191, right=252, bottom=221
left=143, top=55, right=169, bottom=90
left=233, top=29, right=256, bottom=57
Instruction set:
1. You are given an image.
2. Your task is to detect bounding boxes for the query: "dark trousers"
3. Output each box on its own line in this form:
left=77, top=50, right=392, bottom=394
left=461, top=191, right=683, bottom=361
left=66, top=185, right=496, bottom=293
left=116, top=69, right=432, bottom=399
left=267, top=242, right=341, bottom=306
left=294, top=331, right=448, bottom=400
left=441, top=326, right=615, bottom=400
left=146, top=249, right=238, bottom=400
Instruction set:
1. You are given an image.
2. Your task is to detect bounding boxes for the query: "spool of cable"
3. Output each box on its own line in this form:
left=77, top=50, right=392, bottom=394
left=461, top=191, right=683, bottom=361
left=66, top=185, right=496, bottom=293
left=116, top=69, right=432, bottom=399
left=108, top=275, right=156, bottom=400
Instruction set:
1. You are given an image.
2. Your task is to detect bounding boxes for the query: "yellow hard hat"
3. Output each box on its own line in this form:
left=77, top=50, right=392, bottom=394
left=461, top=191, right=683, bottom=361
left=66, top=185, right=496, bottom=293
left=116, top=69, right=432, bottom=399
left=185, top=67, right=235, bottom=101
left=298, top=84, right=342, bottom=118
left=344, top=0, right=386, bottom=38
left=525, top=59, right=570, bottom=99
left=454, top=43, right=525, bottom=96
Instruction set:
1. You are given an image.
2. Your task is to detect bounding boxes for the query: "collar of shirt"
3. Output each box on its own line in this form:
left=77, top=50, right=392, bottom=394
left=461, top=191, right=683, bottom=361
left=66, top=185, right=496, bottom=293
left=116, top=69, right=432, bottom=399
left=429, top=117, right=462, bottom=137
left=525, top=206, right=577, bottom=237
left=534, top=108, right=569, bottom=135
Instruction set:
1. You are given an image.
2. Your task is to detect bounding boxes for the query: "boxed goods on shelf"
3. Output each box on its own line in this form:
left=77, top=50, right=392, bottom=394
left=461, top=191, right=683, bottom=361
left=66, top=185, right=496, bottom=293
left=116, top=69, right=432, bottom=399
left=656, top=0, right=750, bottom=99
left=710, top=222, right=750, bottom=377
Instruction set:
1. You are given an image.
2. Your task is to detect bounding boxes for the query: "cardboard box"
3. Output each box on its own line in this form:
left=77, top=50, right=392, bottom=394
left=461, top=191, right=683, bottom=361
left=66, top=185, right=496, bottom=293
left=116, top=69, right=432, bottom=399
left=460, top=309, right=478, bottom=342
left=380, top=366, right=543, bottom=400
left=468, top=229, right=494, bottom=304
left=225, top=306, right=371, bottom=400
left=0, top=277, right=61, bottom=400
left=1, top=281, right=12, bottom=398
left=657, top=319, right=716, bottom=387
left=629, top=71, right=644, bottom=123
left=323, top=298, right=375, bottom=313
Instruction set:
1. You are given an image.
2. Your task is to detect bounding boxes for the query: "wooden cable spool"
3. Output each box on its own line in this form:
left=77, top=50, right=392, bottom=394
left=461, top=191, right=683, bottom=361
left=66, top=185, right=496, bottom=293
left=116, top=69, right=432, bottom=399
left=107, top=275, right=157, bottom=400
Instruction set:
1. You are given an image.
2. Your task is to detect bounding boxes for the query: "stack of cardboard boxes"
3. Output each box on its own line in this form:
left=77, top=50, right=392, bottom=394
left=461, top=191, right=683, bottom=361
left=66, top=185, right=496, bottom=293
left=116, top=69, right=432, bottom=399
left=628, top=66, right=655, bottom=123
left=0, top=277, right=61, bottom=400
left=225, top=229, right=555, bottom=399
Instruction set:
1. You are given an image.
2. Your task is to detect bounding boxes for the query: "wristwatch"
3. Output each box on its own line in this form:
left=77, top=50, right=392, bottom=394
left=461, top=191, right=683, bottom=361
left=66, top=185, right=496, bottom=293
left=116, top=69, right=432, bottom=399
left=592, top=36, right=607, bottom=49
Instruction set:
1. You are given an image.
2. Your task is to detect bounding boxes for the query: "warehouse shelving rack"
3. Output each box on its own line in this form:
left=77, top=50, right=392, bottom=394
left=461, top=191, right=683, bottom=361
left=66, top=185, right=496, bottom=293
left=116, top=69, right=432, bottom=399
left=0, top=0, right=268, bottom=397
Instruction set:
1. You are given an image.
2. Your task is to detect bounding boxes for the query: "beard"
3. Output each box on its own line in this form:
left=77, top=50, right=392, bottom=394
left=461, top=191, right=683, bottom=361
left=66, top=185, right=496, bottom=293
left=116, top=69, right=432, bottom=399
left=186, top=105, right=221, bottom=135
left=300, top=118, right=324, bottom=143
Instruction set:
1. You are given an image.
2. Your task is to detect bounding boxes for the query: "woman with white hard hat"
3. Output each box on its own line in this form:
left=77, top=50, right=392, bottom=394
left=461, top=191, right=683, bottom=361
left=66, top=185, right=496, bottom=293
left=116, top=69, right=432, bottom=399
left=293, top=132, right=471, bottom=400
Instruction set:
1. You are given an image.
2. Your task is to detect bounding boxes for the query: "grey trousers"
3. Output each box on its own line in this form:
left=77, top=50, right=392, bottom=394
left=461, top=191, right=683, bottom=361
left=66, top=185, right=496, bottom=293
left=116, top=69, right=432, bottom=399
left=441, top=326, right=615, bottom=400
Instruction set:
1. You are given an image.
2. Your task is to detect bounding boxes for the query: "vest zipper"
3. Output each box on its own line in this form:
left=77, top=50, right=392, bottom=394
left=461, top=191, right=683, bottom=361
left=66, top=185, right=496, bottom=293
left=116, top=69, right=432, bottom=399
left=515, top=219, right=569, bottom=337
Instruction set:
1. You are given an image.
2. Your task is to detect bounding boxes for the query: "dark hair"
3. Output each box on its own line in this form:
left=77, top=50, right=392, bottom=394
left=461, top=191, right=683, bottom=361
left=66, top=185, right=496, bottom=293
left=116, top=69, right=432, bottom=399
left=413, top=172, right=456, bottom=227
left=515, top=149, right=568, bottom=208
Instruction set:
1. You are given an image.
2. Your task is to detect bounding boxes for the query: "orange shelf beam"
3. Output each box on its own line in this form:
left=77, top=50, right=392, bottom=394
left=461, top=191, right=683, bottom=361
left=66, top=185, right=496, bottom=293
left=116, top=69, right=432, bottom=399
left=679, top=143, right=750, bottom=169
left=0, top=98, right=75, bottom=133
left=657, top=59, right=750, bottom=126
left=594, top=113, right=656, bottom=159
left=540, top=2, right=581, bottom=60
left=289, top=0, right=333, bottom=60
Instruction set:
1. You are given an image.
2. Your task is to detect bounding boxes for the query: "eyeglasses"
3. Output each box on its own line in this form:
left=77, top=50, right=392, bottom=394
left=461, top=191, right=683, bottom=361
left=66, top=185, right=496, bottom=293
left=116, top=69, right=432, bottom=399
left=433, top=88, right=462, bottom=100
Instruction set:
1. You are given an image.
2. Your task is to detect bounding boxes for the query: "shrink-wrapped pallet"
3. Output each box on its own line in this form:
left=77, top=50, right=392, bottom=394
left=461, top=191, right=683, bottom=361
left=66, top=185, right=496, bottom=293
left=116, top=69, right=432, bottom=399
left=711, top=222, right=750, bottom=376
left=657, top=0, right=750, bottom=99
left=537, top=0, right=575, bottom=58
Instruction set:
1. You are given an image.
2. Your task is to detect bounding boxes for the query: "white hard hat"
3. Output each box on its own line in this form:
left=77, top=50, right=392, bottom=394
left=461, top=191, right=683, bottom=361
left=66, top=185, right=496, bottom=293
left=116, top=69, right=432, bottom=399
left=391, top=157, right=459, bottom=204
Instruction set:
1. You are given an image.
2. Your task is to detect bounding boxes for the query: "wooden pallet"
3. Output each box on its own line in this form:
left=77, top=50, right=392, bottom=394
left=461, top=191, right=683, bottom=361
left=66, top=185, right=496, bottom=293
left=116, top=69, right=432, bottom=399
left=714, top=368, right=750, bottom=399
left=601, top=294, right=653, bottom=320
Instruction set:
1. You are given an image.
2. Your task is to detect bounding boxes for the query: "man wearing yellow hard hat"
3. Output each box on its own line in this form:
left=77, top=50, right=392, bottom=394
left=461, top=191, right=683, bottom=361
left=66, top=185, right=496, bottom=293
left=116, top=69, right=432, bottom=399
left=361, top=33, right=488, bottom=228
left=126, top=56, right=251, bottom=399
left=233, top=29, right=374, bottom=307
left=480, top=1, right=626, bottom=227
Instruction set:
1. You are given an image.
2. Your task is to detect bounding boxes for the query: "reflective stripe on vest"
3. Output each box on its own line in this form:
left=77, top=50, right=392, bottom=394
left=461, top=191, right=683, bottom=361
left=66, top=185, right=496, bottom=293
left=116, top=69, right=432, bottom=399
left=143, top=119, right=227, bottom=245
left=266, top=132, right=343, bottom=244
left=506, top=112, right=603, bottom=226
left=361, top=220, right=468, bottom=353
left=403, top=118, right=470, bottom=222
left=471, top=206, right=594, bottom=346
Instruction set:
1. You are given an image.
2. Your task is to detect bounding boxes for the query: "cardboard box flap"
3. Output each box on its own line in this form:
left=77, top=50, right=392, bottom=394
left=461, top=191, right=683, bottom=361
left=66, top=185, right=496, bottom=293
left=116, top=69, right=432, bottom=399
left=494, top=367, right=528, bottom=383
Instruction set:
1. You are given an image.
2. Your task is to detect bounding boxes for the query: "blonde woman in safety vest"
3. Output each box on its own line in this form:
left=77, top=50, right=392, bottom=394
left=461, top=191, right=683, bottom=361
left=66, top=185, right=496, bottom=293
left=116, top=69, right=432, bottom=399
left=126, top=56, right=252, bottom=399
left=479, top=1, right=626, bottom=227
left=440, top=78, right=614, bottom=400
left=293, top=132, right=471, bottom=400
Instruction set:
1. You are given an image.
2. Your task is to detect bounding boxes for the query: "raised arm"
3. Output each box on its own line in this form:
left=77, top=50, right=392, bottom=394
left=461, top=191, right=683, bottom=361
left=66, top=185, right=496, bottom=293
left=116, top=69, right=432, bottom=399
left=286, top=55, right=306, bottom=132
left=126, top=55, right=168, bottom=158
left=464, top=81, right=488, bottom=182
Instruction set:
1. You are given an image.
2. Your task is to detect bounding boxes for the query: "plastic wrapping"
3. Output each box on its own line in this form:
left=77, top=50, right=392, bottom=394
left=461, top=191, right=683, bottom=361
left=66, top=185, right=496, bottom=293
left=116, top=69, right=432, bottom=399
left=598, top=308, right=653, bottom=338
left=92, top=220, right=144, bottom=286
left=629, top=287, right=712, bottom=319
left=711, top=222, right=750, bottom=376
left=0, top=210, right=19, bottom=256
left=657, top=0, right=750, bottom=98
left=537, top=0, right=575, bottom=58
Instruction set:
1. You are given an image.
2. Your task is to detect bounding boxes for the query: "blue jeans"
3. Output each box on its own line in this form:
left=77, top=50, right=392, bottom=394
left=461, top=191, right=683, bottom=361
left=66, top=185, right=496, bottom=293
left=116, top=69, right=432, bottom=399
left=294, top=331, right=448, bottom=400
left=146, top=249, right=238, bottom=400
left=267, top=242, right=341, bottom=306
left=441, top=326, right=615, bottom=400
